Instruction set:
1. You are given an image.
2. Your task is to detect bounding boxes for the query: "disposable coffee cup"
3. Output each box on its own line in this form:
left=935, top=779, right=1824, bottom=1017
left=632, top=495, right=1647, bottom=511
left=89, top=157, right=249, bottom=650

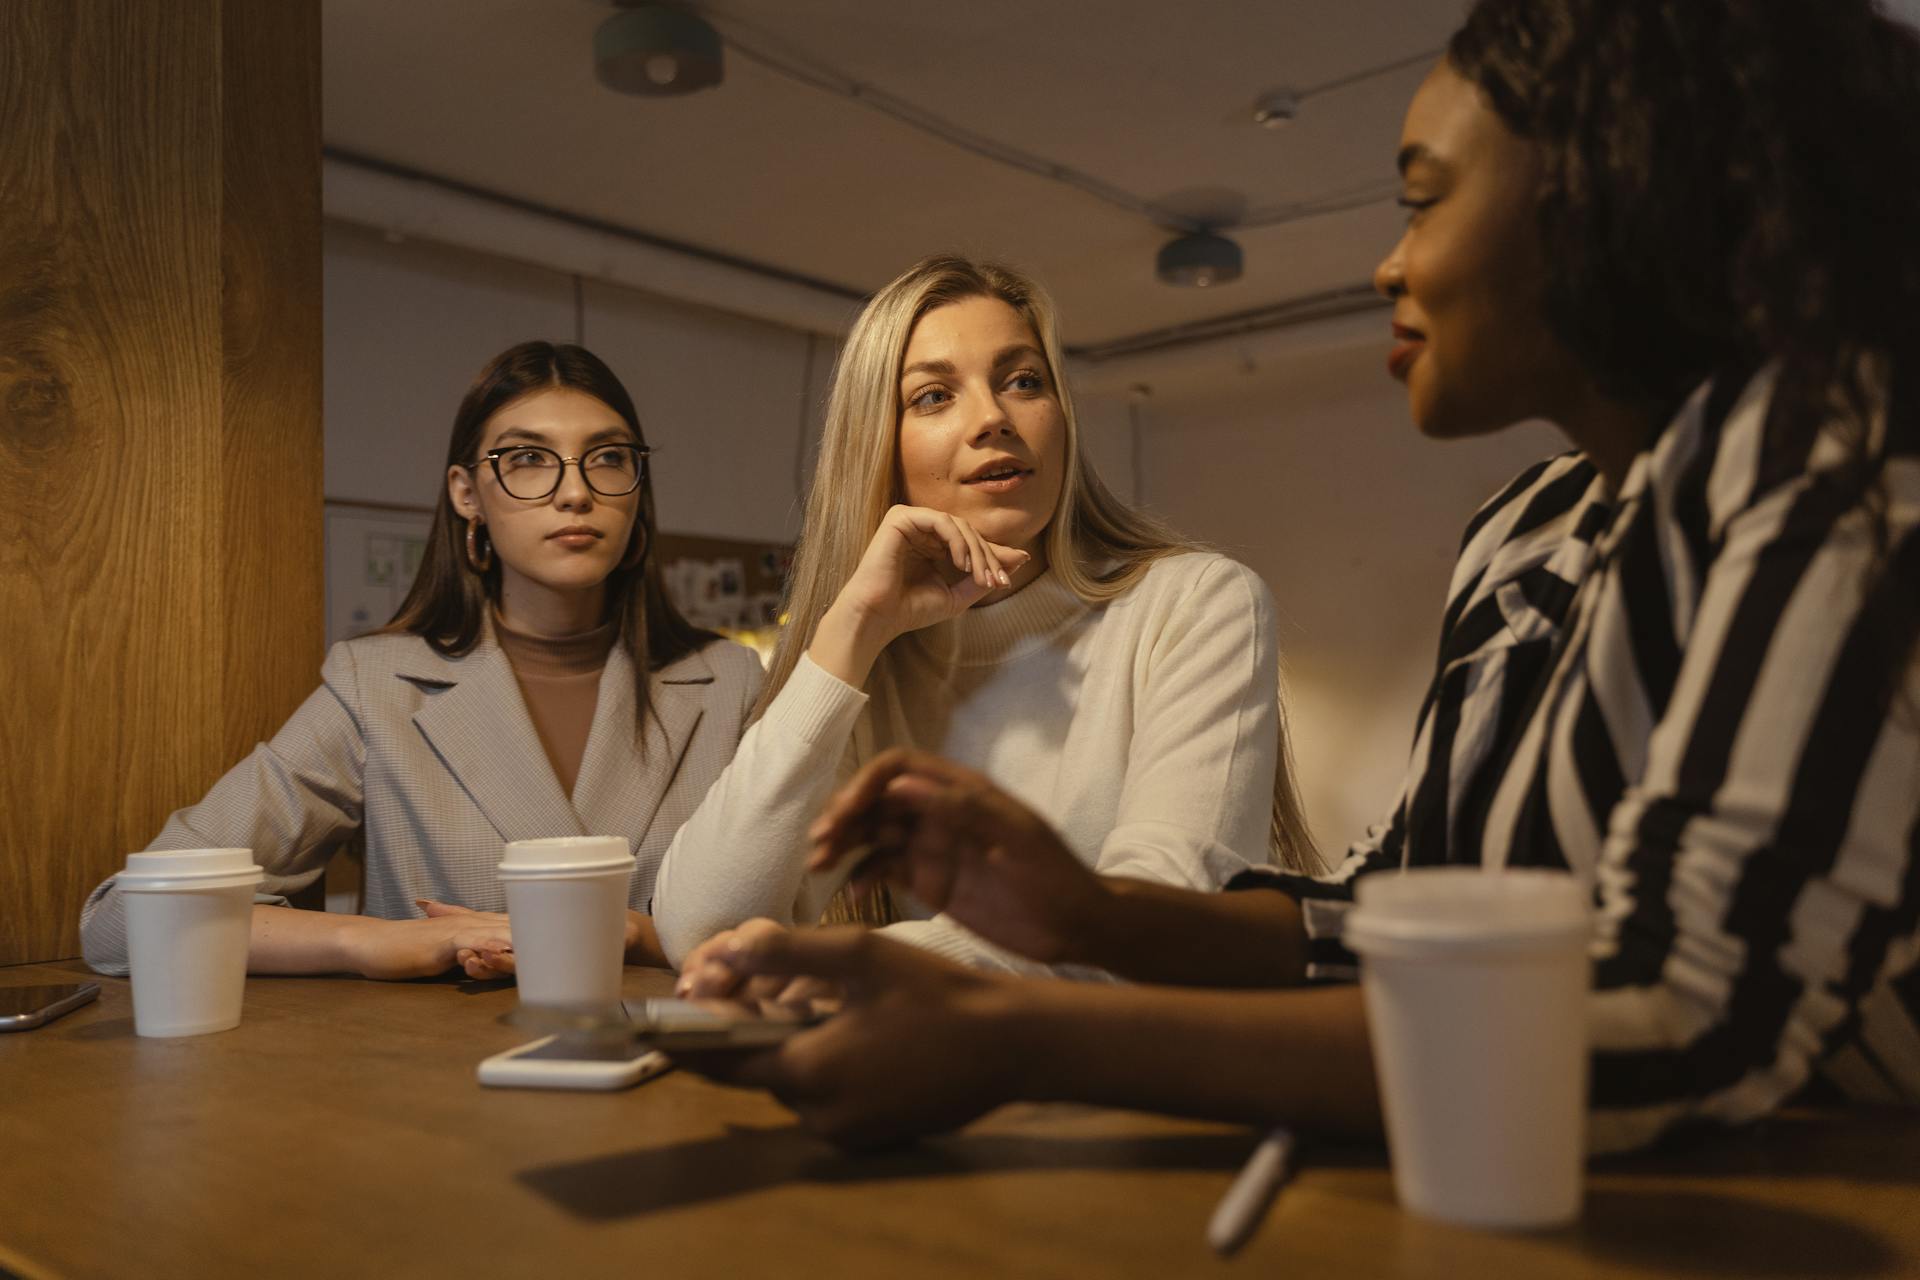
left=118, top=848, right=264, bottom=1038
left=498, top=836, right=635, bottom=1009
left=1345, top=867, right=1591, bottom=1229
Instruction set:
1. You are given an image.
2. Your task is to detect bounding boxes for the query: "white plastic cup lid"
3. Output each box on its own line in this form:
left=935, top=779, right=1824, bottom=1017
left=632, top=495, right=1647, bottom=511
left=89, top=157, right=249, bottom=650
left=498, top=835, right=634, bottom=876
left=118, top=848, right=263, bottom=892
left=1346, top=867, right=1591, bottom=953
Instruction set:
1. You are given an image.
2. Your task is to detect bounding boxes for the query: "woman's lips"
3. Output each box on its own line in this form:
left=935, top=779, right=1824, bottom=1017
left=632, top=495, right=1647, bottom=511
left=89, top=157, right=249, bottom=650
left=1387, top=339, right=1425, bottom=380
left=549, top=531, right=602, bottom=549
left=963, top=470, right=1030, bottom=494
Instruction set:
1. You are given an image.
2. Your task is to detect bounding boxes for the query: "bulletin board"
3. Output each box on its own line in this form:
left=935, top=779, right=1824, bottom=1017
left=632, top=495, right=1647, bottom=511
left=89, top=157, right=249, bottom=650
left=323, top=500, right=435, bottom=647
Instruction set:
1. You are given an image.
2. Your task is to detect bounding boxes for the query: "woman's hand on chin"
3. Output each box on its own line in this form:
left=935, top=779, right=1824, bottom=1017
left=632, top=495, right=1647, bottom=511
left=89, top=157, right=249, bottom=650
left=810, top=506, right=1030, bottom=687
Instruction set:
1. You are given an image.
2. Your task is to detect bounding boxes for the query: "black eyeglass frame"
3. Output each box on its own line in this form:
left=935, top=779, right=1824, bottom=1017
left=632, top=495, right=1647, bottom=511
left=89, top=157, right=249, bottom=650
left=470, top=443, right=652, bottom=500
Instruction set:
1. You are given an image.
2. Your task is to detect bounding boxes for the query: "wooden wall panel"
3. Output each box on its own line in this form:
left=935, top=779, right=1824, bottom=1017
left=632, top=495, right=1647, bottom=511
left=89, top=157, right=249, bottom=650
left=219, top=0, right=325, bottom=765
left=0, top=0, right=321, bottom=965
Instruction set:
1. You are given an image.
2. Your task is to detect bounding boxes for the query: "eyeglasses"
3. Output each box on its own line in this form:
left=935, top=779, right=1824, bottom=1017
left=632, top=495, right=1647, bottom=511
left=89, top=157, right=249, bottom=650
left=472, top=443, right=650, bottom=500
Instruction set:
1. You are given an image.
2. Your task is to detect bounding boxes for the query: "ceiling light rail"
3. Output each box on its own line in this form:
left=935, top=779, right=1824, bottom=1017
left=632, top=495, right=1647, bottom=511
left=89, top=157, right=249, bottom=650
left=700, top=4, right=1431, bottom=243
left=1073, top=281, right=1387, bottom=363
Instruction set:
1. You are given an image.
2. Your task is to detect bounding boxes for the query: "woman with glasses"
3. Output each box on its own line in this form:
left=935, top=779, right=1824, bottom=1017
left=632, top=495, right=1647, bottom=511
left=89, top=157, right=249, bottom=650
left=652, top=255, right=1315, bottom=980
left=81, top=342, right=763, bottom=980
left=670, top=0, right=1920, bottom=1152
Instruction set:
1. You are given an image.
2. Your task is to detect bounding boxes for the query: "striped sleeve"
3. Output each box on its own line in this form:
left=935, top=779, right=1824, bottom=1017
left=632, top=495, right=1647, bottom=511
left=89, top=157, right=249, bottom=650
left=1585, top=444, right=1920, bottom=1151
left=1226, top=456, right=1580, bottom=980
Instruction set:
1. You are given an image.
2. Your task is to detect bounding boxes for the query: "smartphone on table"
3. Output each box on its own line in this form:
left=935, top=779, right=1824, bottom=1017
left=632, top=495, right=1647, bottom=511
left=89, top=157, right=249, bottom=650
left=477, top=1033, right=671, bottom=1091
left=630, top=996, right=826, bottom=1051
left=0, top=983, right=101, bottom=1032
left=477, top=997, right=824, bottom=1090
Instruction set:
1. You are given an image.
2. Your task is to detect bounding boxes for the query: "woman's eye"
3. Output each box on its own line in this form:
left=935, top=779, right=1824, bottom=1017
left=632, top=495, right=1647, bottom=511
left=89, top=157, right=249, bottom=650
left=1009, top=371, right=1045, bottom=393
left=506, top=449, right=551, bottom=467
left=1397, top=196, right=1437, bottom=222
left=910, top=387, right=951, bottom=410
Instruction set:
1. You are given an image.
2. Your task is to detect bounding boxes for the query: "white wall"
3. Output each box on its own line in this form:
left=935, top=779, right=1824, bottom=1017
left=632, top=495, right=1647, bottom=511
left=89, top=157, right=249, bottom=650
left=323, top=220, right=1564, bottom=863
left=325, top=222, right=577, bottom=510
left=324, top=221, right=837, bottom=540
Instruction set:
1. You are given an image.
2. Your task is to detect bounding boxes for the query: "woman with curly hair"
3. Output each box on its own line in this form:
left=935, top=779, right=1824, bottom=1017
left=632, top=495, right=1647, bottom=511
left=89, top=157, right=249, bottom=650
left=678, top=0, right=1920, bottom=1153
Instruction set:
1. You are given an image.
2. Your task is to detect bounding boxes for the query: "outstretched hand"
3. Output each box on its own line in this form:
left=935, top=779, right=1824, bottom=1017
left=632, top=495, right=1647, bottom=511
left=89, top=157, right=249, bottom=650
left=668, top=926, right=1026, bottom=1149
left=805, top=748, right=1110, bottom=965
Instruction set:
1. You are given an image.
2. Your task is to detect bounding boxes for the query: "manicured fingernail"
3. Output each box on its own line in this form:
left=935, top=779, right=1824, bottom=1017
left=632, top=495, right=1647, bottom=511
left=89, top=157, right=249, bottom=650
left=997, top=570, right=1010, bottom=586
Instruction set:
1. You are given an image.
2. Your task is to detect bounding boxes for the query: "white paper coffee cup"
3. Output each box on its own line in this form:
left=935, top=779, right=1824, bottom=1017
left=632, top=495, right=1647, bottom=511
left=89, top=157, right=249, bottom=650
left=498, top=836, right=635, bottom=1009
left=1345, top=867, right=1591, bottom=1229
left=118, top=849, right=264, bottom=1038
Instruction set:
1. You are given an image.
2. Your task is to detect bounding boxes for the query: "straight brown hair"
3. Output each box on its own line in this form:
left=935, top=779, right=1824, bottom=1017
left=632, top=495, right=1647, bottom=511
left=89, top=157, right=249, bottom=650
left=380, top=341, right=715, bottom=736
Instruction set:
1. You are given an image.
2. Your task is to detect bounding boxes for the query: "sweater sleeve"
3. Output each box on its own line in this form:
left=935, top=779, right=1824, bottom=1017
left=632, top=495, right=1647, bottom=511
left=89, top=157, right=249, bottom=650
left=650, top=653, right=868, bottom=967
left=78, top=643, right=370, bottom=976
left=1095, top=556, right=1281, bottom=890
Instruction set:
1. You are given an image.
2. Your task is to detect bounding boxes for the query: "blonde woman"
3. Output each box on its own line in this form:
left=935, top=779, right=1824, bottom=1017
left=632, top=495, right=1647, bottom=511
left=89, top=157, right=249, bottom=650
left=652, top=256, right=1313, bottom=975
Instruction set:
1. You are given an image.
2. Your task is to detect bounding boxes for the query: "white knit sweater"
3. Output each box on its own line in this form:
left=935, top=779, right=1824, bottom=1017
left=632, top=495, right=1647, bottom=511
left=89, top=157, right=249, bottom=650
left=651, top=551, right=1282, bottom=973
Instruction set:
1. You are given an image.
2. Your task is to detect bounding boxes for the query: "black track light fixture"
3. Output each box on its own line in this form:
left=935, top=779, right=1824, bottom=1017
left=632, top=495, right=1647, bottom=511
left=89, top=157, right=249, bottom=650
left=595, top=3, right=724, bottom=96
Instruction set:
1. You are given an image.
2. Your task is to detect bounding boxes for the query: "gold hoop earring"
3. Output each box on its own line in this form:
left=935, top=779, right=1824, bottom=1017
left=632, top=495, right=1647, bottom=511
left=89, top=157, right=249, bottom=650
left=465, top=518, right=493, bottom=573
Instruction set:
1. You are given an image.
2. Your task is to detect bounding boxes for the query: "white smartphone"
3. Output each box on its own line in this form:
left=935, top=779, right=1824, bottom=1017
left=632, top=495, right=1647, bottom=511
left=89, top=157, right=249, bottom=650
left=630, top=996, right=825, bottom=1051
left=476, top=1034, right=672, bottom=1091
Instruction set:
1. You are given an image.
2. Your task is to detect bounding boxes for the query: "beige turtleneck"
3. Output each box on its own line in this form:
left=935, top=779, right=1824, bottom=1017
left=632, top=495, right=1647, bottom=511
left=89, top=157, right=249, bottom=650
left=493, top=614, right=617, bottom=799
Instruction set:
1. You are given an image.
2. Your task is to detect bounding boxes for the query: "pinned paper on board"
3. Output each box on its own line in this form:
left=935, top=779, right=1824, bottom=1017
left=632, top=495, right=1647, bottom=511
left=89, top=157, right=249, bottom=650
left=325, top=502, right=434, bottom=647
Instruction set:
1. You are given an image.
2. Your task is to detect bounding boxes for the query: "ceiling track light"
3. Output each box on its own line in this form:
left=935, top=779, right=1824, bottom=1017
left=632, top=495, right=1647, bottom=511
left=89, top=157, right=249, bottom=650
left=1252, top=89, right=1299, bottom=129
left=1156, top=232, right=1243, bottom=288
left=595, top=3, right=724, bottom=96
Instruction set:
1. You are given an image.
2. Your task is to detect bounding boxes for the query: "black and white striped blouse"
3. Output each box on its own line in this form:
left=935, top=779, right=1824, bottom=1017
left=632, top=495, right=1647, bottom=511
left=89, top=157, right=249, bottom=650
left=1238, top=365, right=1920, bottom=1152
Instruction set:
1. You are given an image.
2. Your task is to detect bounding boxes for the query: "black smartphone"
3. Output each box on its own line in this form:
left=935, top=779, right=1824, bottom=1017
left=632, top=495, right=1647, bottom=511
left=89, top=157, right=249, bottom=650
left=0, top=983, right=101, bottom=1032
left=630, top=997, right=825, bottom=1051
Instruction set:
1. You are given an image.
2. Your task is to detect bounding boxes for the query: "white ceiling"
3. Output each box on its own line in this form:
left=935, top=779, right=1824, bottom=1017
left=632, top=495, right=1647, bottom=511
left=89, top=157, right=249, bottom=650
left=322, top=0, right=1464, bottom=347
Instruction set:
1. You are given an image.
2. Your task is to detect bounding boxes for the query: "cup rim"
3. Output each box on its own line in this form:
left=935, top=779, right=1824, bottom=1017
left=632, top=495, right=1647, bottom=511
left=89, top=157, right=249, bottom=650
left=118, top=867, right=265, bottom=894
left=497, top=863, right=635, bottom=880
left=1344, top=914, right=1591, bottom=956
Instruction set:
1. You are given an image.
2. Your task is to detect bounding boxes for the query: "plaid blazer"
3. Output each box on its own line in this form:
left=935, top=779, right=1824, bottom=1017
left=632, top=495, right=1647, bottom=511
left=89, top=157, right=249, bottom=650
left=80, top=627, right=764, bottom=974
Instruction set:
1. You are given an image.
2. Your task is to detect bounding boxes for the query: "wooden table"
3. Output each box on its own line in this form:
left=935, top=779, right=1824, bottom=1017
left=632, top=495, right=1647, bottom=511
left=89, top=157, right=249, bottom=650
left=3, top=960, right=1918, bottom=1279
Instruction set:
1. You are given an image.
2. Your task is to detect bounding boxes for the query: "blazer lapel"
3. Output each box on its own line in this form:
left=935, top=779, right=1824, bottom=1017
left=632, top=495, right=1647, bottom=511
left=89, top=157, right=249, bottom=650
left=572, top=644, right=712, bottom=845
left=406, top=636, right=586, bottom=844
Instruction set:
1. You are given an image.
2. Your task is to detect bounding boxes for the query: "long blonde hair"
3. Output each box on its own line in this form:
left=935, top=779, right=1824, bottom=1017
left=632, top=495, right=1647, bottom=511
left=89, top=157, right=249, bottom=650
left=764, top=255, right=1318, bottom=887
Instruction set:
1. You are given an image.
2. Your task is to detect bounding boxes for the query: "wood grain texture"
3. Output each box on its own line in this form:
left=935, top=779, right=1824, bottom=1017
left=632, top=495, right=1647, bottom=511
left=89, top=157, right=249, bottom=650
left=0, top=0, right=321, bottom=965
left=218, top=0, right=323, bottom=766
left=2, top=962, right=1918, bottom=1279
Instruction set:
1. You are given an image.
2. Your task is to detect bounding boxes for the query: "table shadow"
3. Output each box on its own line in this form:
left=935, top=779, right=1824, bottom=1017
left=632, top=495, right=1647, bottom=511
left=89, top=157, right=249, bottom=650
left=517, top=1122, right=1261, bottom=1222
left=1564, top=1186, right=1897, bottom=1278
left=1596, top=1108, right=1920, bottom=1187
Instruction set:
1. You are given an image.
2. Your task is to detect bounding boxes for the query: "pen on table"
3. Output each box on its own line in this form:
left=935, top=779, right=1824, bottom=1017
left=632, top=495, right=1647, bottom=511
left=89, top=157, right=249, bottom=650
left=1207, top=1126, right=1296, bottom=1256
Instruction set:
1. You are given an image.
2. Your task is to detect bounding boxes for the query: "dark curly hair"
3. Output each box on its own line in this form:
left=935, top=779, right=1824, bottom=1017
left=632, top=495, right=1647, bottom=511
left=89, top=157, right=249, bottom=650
left=1448, top=0, right=1920, bottom=489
